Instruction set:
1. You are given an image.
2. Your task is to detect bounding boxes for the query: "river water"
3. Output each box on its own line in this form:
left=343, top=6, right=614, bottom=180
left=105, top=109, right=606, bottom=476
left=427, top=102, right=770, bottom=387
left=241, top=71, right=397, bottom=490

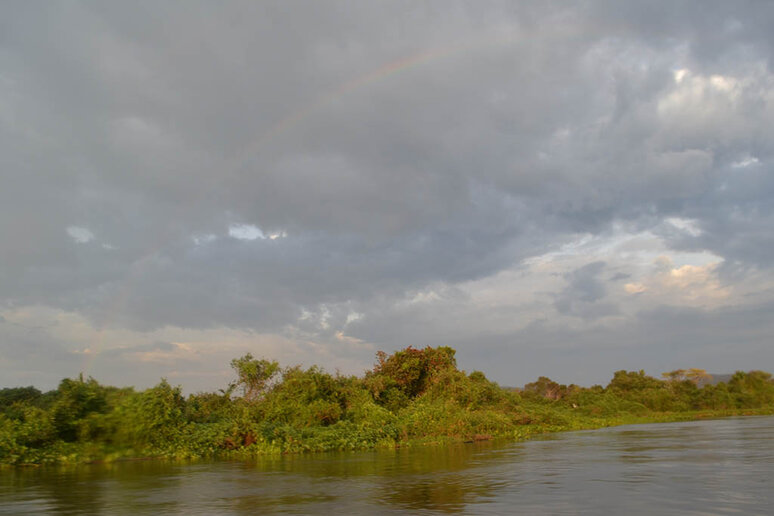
left=2, top=416, right=773, bottom=515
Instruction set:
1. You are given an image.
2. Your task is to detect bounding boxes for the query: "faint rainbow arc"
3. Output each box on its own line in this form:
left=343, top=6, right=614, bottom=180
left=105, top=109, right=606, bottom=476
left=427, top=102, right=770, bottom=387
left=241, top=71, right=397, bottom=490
left=79, top=37, right=502, bottom=377
left=231, top=45, right=459, bottom=170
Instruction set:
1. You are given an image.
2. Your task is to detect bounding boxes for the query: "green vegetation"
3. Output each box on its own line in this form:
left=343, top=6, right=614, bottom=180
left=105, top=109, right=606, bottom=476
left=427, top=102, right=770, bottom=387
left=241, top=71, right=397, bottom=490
left=2, top=347, right=774, bottom=465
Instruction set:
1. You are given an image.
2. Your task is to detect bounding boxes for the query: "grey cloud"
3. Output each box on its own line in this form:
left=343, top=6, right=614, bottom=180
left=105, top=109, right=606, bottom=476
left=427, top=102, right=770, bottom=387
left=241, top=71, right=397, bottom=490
left=356, top=298, right=774, bottom=389
left=2, top=1, right=774, bottom=388
left=0, top=321, right=83, bottom=390
left=553, top=262, right=618, bottom=319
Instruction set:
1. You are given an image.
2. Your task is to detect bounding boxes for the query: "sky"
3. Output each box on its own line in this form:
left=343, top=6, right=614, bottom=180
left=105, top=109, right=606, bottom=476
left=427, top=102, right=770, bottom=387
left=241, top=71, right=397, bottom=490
left=1, top=1, right=773, bottom=393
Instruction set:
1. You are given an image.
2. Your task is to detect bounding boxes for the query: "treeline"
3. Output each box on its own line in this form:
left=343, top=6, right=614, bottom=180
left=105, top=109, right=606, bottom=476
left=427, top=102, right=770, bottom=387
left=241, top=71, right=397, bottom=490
left=2, top=346, right=773, bottom=465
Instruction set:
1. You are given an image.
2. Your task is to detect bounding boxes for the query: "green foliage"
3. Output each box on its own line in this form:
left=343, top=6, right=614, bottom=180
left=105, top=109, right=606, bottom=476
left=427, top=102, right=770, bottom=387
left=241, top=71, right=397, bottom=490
left=523, top=376, right=567, bottom=401
left=607, top=370, right=664, bottom=393
left=423, top=368, right=514, bottom=411
left=230, top=354, right=280, bottom=402
left=186, top=390, right=236, bottom=424
left=50, top=375, right=110, bottom=442
left=564, top=389, right=649, bottom=417
left=728, top=371, right=774, bottom=407
left=603, top=370, right=690, bottom=411
left=698, top=382, right=734, bottom=410
left=2, top=347, right=774, bottom=465
left=662, top=368, right=711, bottom=385
left=260, top=366, right=357, bottom=427
left=134, top=379, right=188, bottom=447
left=365, top=346, right=457, bottom=408
left=0, top=386, right=42, bottom=415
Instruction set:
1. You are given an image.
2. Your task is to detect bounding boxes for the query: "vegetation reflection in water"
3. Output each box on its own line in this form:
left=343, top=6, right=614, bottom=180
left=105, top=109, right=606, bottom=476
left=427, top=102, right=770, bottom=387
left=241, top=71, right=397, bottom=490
left=1, top=441, right=512, bottom=514
left=238, top=443, right=510, bottom=513
left=2, top=417, right=774, bottom=515
left=2, top=345, right=774, bottom=465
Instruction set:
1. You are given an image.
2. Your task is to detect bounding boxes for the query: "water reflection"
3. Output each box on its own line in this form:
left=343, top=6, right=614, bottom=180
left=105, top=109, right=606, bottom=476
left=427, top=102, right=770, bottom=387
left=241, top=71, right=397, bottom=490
left=2, top=417, right=773, bottom=515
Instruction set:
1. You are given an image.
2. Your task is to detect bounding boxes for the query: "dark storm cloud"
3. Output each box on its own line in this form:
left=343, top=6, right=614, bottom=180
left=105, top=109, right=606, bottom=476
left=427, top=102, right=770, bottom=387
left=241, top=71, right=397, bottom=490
left=1, top=1, right=774, bottom=388
left=553, top=261, right=618, bottom=319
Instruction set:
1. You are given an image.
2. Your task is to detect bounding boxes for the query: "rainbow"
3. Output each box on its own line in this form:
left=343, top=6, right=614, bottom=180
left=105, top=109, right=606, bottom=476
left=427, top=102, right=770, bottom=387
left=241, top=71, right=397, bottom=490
left=230, top=30, right=514, bottom=169
left=80, top=31, right=517, bottom=376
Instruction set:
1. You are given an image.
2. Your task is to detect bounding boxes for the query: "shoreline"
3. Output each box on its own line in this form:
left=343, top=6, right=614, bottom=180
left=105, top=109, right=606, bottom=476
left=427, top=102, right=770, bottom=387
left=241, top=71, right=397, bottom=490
left=6, top=408, right=773, bottom=468
left=4, top=347, right=773, bottom=467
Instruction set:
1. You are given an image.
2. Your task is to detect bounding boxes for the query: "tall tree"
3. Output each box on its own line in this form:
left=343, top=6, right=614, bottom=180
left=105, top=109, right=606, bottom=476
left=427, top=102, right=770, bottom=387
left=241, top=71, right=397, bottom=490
left=230, top=354, right=280, bottom=402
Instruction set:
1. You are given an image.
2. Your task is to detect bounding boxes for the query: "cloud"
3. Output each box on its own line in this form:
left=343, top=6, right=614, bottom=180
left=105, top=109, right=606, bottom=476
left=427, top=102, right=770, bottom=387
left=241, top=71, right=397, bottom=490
left=731, top=156, right=760, bottom=168
left=228, top=224, right=265, bottom=241
left=1, top=1, right=774, bottom=390
left=66, top=226, right=95, bottom=244
left=553, top=261, right=619, bottom=319
left=644, top=256, right=731, bottom=303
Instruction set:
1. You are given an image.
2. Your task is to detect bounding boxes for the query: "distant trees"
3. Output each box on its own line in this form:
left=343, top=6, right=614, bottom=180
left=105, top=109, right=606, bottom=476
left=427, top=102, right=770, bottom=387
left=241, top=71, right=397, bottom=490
left=662, top=369, right=711, bottom=385
left=728, top=370, right=774, bottom=407
left=519, top=368, right=730, bottom=413
left=607, top=370, right=663, bottom=392
left=523, top=377, right=566, bottom=400
left=605, top=370, right=690, bottom=411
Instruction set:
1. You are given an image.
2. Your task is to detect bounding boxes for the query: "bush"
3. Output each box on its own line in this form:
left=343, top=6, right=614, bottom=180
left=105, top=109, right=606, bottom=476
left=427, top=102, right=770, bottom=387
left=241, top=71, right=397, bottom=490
left=366, top=346, right=457, bottom=402
left=3, top=346, right=774, bottom=465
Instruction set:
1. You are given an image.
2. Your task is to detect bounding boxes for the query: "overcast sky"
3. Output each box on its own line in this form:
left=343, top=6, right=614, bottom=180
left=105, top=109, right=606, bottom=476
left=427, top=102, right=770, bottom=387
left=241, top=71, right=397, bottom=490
left=2, top=1, right=773, bottom=392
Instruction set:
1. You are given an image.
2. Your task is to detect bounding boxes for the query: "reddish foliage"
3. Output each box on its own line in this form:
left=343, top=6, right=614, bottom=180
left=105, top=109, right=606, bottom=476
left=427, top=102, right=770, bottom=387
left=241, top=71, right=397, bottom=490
left=371, top=346, right=457, bottom=399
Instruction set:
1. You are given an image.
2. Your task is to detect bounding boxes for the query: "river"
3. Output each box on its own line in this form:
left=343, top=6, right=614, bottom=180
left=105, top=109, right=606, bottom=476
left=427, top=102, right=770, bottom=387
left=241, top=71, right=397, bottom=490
left=2, top=416, right=773, bottom=514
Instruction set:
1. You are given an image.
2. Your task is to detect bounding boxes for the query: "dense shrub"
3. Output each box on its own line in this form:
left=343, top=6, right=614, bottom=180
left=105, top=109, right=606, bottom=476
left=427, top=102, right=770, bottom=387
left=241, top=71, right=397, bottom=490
left=728, top=371, right=774, bottom=407
left=2, top=347, right=774, bottom=465
left=365, top=346, right=457, bottom=404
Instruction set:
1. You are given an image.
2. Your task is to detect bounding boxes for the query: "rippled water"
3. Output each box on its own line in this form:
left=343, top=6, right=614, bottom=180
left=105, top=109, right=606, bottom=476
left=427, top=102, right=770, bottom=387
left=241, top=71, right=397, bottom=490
left=2, top=416, right=773, bottom=514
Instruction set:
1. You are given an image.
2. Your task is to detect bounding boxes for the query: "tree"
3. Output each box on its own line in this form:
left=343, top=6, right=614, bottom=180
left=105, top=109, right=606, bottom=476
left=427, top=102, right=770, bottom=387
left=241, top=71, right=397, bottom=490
left=230, top=354, right=280, bottom=402
left=662, top=368, right=710, bottom=385
left=0, top=386, right=42, bottom=412
left=662, top=369, right=687, bottom=382
left=51, top=375, right=108, bottom=441
left=368, top=346, right=457, bottom=400
left=523, top=377, right=566, bottom=400
left=131, top=379, right=187, bottom=446
left=685, top=368, right=711, bottom=385
left=607, top=370, right=663, bottom=392
left=728, top=371, right=774, bottom=407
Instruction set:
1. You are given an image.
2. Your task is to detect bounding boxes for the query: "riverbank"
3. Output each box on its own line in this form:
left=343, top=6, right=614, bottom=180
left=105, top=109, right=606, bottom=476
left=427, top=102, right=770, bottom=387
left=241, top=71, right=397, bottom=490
left=6, top=405, right=774, bottom=468
left=3, top=346, right=774, bottom=466
left=6, top=416, right=774, bottom=515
